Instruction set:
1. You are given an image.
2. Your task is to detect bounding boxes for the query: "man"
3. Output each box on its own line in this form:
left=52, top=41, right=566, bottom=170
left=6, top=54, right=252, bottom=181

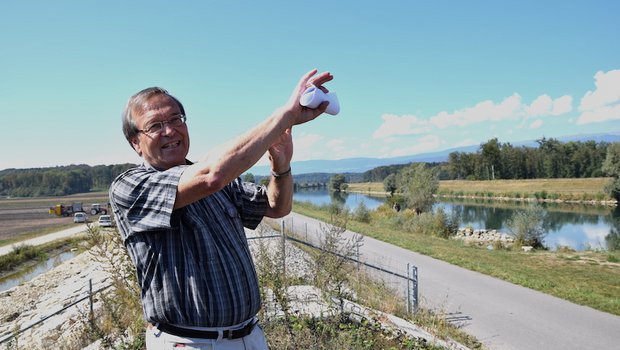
left=109, top=69, right=334, bottom=349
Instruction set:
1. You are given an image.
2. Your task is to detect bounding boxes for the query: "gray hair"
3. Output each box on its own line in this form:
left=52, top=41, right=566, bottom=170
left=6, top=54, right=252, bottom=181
left=122, top=87, right=186, bottom=147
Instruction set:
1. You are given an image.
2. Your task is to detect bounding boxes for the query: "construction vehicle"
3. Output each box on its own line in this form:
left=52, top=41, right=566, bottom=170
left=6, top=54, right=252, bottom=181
left=49, top=203, right=85, bottom=217
left=89, top=203, right=109, bottom=215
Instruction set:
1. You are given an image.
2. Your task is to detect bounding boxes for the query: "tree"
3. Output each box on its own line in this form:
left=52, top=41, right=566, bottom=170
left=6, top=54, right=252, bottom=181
left=398, top=163, right=439, bottom=213
left=481, top=138, right=502, bottom=180
left=259, top=177, right=270, bottom=186
left=328, top=174, right=347, bottom=192
left=602, top=142, right=620, bottom=201
left=243, top=172, right=256, bottom=183
left=383, top=173, right=398, bottom=195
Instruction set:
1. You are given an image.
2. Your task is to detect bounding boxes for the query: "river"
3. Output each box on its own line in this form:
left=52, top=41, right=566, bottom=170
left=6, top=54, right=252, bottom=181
left=0, top=250, right=78, bottom=292
left=293, top=188, right=619, bottom=251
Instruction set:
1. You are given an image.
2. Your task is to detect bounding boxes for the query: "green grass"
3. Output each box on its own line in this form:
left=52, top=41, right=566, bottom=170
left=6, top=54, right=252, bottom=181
left=293, top=201, right=620, bottom=316
left=0, top=236, right=85, bottom=274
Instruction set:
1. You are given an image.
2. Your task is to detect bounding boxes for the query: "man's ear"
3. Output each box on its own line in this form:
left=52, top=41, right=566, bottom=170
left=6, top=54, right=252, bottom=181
left=131, top=137, right=142, bottom=156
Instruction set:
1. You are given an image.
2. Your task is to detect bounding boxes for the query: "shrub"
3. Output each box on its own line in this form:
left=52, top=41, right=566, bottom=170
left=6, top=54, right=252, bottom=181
left=506, top=204, right=547, bottom=249
left=394, top=207, right=459, bottom=239
left=353, top=201, right=372, bottom=223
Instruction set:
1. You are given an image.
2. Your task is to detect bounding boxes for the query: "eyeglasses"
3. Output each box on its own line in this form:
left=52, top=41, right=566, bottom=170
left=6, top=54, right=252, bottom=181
left=138, top=114, right=187, bottom=135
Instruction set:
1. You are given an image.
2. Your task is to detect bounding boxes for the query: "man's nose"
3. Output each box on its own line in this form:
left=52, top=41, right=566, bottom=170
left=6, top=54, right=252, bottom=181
left=160, top=123, right=176, bottom=136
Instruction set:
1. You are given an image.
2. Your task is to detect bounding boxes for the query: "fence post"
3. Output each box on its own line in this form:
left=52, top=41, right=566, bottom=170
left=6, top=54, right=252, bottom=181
left=407, top=263, right=411, bottom=314
left=280, top=220, right=286, bottom=277
left=406, top=264, right=418, bottom=314
left=89, top=279, right=94, bottom=325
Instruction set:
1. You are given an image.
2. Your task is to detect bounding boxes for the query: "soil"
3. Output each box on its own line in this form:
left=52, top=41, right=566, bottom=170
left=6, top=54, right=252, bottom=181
left=0, top=193, right=109, bottom=242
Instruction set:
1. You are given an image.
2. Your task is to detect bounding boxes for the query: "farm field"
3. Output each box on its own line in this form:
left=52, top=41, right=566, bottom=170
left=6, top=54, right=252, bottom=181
left=0, top=192, right=109, bottom=245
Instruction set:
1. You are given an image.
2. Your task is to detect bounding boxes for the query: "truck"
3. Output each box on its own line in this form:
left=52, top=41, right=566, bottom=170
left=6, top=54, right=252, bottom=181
left=89, top=203, right=109, bottom=215
left=49, top=203, right=85, bottom=217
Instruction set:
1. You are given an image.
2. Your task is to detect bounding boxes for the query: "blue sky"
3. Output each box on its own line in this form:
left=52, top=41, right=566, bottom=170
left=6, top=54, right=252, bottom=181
left=1, top=0, right=619, bottom=171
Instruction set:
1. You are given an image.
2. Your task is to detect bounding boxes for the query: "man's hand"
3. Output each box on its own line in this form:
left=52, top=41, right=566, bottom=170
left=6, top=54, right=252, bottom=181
left=268, top=128, right=293, bottom=173
left=284, top=69, right=334, bottom=125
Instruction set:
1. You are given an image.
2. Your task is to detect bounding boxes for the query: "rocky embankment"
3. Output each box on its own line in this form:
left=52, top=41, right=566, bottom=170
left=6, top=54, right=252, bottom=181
left=452, top=228, right=515, bottom=248
left=0, top=248, right=112, bottom=347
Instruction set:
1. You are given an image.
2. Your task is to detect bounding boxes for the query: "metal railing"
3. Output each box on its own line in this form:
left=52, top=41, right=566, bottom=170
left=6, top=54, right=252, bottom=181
left=0, top=279, right=111, bottom=345
left=274, top=219, right=419, bottom=314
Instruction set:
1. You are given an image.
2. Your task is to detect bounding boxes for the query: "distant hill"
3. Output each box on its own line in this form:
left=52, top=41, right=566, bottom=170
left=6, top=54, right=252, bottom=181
left=249, top=132, right=620, bottom=175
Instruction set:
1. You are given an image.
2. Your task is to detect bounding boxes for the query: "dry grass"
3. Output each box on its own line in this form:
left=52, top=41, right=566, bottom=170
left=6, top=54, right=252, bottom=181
left=439, top=178, right=610, bottom=196
left=347, top=182, right=386, bottom=194
left=347, top=178, right=614, bottom=202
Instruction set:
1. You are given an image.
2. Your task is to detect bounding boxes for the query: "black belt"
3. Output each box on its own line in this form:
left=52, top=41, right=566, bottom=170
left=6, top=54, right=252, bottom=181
left=155, top=319, right=257, bottom=340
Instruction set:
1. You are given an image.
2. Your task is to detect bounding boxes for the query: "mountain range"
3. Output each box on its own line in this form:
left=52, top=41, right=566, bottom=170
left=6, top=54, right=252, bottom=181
left=249, top=132, right=620, bottom=175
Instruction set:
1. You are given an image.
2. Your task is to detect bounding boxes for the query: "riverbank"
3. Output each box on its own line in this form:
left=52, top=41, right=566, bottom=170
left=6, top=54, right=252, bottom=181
left=0, top=246, right=113, bottom=347
left=293, top=201, right=620, bottom=316
left=346, top=177, right=618, bottom=206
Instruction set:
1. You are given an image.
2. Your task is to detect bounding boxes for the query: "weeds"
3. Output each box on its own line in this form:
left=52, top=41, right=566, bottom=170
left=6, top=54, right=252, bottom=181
left=0, top=244, right=45, bottom=274
left=258, top=211, right=476, bottom=349
left=54, top=225, right=145, bottom=349
left=0, top=238, right=82, bottom=275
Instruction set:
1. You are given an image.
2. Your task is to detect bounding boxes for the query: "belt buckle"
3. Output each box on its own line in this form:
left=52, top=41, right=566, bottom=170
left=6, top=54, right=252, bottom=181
left=225, top=329, right=235, bottom=340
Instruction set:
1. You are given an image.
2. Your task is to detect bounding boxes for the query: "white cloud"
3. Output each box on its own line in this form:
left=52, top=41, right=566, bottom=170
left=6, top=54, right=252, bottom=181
left=581, top=226, right=609, bottom=250
left=529, top=119, right=543, bottom=129
left=430, top=94, right=523, bottom=128
left=372, top=114, right=431, bottom=139
left=324, top=138, right=351, bottom=158
left=579, top=70, right=620, bottom=110
left=452, top=138, right=477, bottom=148
left=551, top=95, right=573, bottom=115
left=577, top=69, right=620, bottom=125
left=326, top=139, right=344, bottom=149
left=527, top=95, right=553, bottom=116
left=526, top=94, right=573, bottom=116
left=293, top=133, right=324, bottom=161
left=387, top=134, right=442, bottom=157
left=577, top=103, right=620, bottom=124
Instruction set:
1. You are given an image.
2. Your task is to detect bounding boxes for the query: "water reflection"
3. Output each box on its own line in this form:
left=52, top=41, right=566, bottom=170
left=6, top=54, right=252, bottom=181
left=0, top=250, right=77, bottom=292
left=293, top=189, right=619, bottom=251
left=294, top=188, right=385, bottom=210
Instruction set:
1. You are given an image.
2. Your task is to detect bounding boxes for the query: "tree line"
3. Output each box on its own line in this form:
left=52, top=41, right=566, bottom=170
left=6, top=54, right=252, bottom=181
left=0, top=164, right=136, bottom=197
left=444, top=138, right=610, bottom=180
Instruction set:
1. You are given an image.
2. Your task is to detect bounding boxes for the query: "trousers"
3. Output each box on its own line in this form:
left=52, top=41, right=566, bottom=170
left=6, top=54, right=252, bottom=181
left=145, top=321, right=269, bottom=350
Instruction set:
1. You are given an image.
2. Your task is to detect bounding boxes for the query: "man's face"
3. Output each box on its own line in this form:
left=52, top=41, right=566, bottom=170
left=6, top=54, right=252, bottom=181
left=130, top=94, right=190, bottom=170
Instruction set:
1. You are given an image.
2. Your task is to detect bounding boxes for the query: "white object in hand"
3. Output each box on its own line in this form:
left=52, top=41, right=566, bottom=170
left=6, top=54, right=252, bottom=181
left=299, top=86, right=340, bottom=115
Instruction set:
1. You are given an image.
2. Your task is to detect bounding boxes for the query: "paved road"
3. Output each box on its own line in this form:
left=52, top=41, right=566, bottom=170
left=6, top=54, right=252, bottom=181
left=282, top=212, right=620, bottom=350
left=0, top=225, right=88, bottom=256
